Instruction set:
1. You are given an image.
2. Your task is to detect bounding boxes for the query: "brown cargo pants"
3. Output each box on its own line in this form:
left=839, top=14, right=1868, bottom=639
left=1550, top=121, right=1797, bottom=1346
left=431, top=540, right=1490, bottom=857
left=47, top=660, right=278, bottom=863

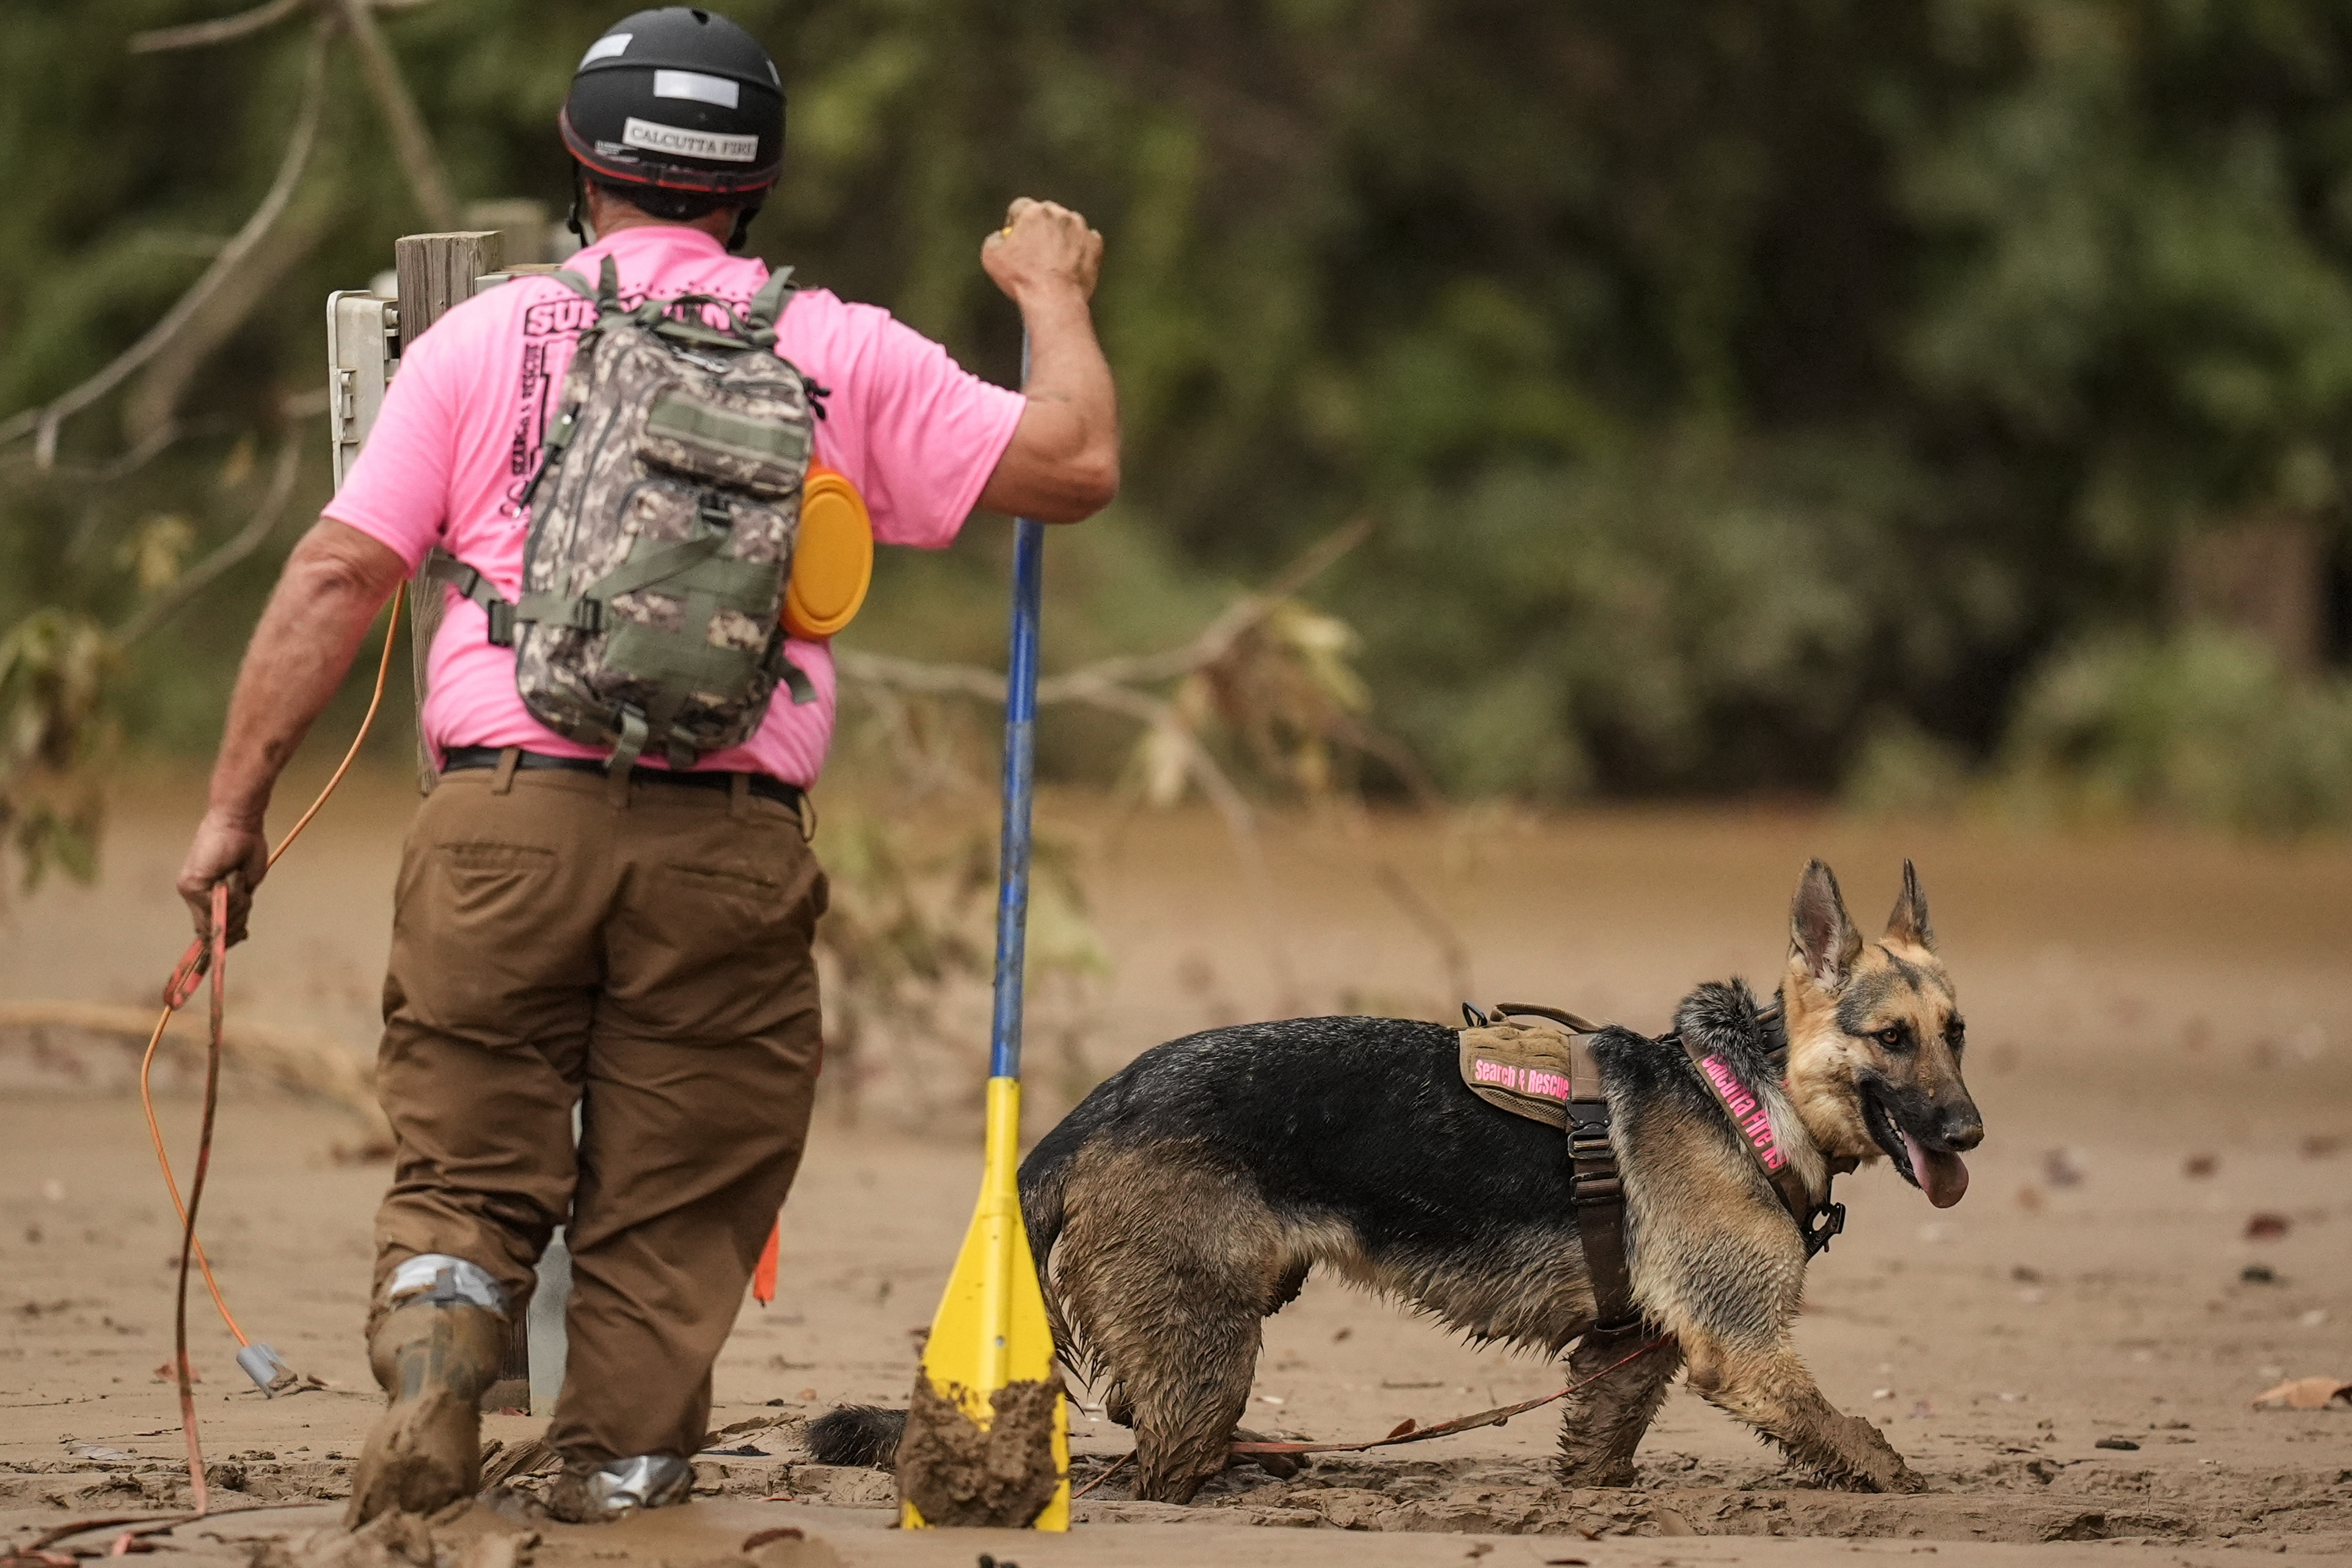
left=370, top=755, right=825, bottom=1464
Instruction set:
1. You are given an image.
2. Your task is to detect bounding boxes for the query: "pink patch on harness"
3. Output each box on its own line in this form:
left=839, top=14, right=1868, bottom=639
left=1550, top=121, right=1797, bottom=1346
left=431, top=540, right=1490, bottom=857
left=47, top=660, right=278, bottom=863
left=1701, top=1056, right=1787, bottom=1170
left=1472, top=1056, right=1571, bottom=1101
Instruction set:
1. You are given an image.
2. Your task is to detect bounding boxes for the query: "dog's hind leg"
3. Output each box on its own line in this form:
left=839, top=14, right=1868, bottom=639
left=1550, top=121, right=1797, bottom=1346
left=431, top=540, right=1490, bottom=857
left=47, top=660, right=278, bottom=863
left=1051, top=1144, right=1298, bottom=1503
left=1555, top=1329, right=1683, bottom=1487
left=1682, top=1335, right=1923, bottom=1492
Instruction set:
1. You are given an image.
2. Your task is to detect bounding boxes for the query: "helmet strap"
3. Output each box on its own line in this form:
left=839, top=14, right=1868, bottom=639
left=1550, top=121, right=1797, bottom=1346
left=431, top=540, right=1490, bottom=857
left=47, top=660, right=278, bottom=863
left=726, top=200, right=763, bottom=255
left=566, top=164, right=590, bottom=247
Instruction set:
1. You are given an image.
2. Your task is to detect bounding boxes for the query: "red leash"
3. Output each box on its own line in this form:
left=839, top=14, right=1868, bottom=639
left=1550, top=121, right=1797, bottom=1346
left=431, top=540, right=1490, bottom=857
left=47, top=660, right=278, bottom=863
left=138, top=583, right=406, bottom=1511
left=1228, top=1335, right=1674, bottom=1457
left=167, top=884, right=232, bottom=1515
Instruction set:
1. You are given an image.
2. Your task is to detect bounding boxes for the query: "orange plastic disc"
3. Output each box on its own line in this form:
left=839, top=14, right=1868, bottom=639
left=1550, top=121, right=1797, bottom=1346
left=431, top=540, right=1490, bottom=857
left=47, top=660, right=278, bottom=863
left=784, top=463, right=874, bottom=640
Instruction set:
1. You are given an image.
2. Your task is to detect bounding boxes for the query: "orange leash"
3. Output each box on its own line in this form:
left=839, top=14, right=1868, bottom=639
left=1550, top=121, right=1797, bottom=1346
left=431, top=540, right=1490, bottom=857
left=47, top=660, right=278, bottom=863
left=141, top=583, right=404, bottom=1503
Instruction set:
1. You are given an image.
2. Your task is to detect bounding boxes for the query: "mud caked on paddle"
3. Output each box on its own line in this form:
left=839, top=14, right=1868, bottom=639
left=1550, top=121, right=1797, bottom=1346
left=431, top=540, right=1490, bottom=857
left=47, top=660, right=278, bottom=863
left=896, top=343, right=1070, bottom=1530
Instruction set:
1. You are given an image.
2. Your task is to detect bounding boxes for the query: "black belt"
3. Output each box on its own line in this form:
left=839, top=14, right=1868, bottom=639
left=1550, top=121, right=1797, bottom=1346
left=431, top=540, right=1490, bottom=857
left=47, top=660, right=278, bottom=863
left=440, top=746, right=805, bottom=814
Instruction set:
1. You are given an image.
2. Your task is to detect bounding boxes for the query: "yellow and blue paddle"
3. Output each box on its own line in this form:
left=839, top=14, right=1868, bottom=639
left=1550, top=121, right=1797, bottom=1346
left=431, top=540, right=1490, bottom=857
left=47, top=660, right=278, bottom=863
left=899, top=437, right=1070, bottom=1528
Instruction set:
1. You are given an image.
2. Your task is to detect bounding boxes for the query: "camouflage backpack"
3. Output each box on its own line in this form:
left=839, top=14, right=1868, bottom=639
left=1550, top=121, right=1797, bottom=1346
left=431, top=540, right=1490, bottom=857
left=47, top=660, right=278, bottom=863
left=432, top=255, right=818, bottom=773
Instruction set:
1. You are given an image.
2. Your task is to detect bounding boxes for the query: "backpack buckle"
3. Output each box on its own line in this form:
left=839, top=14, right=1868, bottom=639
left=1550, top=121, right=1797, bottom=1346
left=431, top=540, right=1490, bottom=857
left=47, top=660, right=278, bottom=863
left=485, top=601, right=516, bottom=646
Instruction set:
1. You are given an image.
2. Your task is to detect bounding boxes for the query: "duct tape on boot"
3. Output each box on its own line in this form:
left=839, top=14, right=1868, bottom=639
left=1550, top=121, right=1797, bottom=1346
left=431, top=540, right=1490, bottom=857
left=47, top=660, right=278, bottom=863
left=549, top=1454, right=695, bottom=1521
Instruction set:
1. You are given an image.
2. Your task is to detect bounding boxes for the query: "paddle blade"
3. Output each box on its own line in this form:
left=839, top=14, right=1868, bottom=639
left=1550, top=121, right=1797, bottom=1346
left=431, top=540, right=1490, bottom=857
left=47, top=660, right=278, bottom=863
left=898, top=1078, right=1068, bottom=1530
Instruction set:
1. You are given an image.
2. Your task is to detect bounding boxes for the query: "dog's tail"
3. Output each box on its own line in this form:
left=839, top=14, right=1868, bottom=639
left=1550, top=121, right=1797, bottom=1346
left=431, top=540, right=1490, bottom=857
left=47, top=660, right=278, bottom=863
left=798, top=1144, right=1090, bottom=1475
left=806, top=1404, right=906, bottom=1470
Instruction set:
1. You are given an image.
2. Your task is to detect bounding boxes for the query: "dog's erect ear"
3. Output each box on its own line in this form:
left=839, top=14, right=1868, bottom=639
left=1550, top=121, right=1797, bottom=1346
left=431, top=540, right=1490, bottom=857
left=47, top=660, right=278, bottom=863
left=1790, top=859, right=1863, bottom=991
left=1885, top=859, right=1934, bottom=950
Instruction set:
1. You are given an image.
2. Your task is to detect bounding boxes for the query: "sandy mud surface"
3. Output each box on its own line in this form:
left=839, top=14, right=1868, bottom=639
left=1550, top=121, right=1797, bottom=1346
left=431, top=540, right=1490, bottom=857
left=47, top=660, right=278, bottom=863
left=2, top=768, right=2348, bottom=1563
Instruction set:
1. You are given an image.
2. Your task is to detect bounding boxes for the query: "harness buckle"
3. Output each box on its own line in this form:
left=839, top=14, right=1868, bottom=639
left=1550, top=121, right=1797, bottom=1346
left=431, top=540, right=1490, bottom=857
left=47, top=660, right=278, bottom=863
left=1570, top=1175, right=1624, bottom=1206
left=485, top=600, right=516, bottom=647
left=1802, top=1200, right=1847, bottom=1258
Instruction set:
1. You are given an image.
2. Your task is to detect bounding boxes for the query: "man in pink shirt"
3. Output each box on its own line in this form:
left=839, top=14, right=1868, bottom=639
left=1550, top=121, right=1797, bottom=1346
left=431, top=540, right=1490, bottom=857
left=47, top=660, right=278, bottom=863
left=172, top=5, right=1116, bottom=1527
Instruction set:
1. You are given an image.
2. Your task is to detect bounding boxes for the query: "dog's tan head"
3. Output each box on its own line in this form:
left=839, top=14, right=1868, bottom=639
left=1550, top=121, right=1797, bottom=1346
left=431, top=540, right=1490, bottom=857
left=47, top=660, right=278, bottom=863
left=1781, top=859, right=1981, bottom=1207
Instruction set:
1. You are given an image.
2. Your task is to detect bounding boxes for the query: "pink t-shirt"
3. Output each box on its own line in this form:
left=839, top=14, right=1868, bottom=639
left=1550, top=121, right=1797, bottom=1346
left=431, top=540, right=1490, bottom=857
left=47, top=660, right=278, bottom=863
left=326, top=224, right=1025, bottom=785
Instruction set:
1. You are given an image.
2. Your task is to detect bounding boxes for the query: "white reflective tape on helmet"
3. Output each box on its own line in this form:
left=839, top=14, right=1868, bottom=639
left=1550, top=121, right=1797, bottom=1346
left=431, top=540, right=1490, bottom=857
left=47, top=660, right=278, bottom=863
left=621, top=116, right=758, bottom=162
left=652, top=69, right=740, bottom=109
left=582, top=32, right=632, bottom=65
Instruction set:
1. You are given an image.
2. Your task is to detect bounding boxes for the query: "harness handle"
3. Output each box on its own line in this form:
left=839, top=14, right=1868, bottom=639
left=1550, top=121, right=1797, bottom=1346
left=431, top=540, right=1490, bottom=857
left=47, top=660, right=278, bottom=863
left=1491, top=1001, right=1605, bottom=1034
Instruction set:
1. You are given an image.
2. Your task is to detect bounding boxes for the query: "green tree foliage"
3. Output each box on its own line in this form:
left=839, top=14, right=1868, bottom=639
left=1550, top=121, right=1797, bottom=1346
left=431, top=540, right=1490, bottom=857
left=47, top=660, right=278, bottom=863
left=4, top=1, right=2350, bottom=814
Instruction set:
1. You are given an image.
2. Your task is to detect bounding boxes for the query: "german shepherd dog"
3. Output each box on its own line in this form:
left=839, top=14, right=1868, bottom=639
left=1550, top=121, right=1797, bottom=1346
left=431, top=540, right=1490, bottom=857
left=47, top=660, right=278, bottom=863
left=814, top=861, right=1981, bottom=1503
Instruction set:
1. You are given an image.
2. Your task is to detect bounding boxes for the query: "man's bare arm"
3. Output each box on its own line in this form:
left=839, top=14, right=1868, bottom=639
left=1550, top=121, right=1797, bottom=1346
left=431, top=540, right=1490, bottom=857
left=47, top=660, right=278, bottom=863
left=175, top=518, right=409, bottom=943
left=975, top=199, right=1120, bottom=524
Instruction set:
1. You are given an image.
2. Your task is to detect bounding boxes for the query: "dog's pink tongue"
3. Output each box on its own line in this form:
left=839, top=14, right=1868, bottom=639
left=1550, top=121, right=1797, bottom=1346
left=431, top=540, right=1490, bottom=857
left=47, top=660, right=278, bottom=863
left=1902, top=1130, right=1970, bottom=1208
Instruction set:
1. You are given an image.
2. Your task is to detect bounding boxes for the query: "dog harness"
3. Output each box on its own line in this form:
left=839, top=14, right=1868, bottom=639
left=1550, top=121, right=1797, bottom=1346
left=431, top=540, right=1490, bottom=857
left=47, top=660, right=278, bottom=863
left=1458, top=1000, right=1853, bottom=1341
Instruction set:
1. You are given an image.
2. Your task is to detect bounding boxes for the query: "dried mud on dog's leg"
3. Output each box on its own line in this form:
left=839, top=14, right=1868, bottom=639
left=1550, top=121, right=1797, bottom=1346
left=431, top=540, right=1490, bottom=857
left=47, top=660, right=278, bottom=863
left=893, top=1377, right=1059, bottom=1527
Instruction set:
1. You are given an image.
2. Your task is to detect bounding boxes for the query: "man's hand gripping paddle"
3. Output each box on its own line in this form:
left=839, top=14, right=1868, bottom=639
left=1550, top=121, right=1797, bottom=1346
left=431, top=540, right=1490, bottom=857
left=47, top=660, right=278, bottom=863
left=896, top=415, right=1069, bottom=1528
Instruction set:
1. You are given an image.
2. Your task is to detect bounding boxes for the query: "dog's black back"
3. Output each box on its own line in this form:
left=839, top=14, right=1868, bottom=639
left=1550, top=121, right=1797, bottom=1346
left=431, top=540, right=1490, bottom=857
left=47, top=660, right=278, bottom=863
left=1025, top=1016, right=1574, bottom=1257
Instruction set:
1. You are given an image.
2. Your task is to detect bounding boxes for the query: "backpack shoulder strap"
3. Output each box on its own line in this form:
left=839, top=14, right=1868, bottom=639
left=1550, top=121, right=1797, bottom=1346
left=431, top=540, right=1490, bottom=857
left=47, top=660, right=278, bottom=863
left=547, top=257, right=623, bottom=310
left=745, top=265, right=797, bottom=338
left=549, top=268, right=598, bottom=304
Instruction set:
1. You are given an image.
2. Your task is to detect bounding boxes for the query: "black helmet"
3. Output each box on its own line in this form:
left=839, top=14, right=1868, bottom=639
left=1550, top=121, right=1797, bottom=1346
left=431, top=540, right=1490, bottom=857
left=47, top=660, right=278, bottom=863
left=561, top=7, right=785, bottom=198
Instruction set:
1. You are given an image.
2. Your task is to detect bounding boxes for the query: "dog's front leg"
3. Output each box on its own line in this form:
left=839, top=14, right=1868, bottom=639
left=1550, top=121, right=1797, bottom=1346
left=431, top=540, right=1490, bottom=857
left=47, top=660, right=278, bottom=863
left=1682, top=1335, right=1923, bottom=1492
left=1555, top=1327, right=1683, bottom=1487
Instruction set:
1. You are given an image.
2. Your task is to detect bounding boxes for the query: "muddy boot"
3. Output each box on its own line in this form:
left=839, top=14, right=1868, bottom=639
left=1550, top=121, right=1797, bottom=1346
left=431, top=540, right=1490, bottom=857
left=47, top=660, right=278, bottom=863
left=544, top=1456, right=694, bottom=1523
left=346, top=1256, right=511, bottom=1528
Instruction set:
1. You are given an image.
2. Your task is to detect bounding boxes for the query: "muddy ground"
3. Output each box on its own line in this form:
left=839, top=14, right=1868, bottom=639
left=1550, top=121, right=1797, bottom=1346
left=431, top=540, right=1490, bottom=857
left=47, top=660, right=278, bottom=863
left=2, top=764, right=2348, bottom=1565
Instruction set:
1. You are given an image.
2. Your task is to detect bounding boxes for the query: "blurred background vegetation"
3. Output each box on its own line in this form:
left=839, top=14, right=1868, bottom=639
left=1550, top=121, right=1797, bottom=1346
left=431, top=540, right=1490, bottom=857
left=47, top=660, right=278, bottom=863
left=9, top=0, right=2352, bottom=877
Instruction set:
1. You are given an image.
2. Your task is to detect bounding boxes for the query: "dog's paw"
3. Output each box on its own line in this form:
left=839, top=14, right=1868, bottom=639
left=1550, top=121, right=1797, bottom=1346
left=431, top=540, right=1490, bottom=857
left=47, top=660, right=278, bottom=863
left=1880, top=1464, right=1930, bottom=1495
left=1554, top=1458, right=1640, bottom=1489
left=1821, top=1413, right=1928, bottom=1493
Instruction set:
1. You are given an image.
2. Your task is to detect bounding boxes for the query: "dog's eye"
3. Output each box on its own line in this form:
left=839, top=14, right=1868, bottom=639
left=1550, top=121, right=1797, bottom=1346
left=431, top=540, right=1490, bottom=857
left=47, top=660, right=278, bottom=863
left=1875, top=1026, right=1908, bottom=1050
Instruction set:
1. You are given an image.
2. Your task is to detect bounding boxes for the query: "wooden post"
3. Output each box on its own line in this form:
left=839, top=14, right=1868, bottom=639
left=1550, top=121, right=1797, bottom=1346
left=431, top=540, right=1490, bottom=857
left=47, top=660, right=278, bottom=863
left=392, top=230, right=502, bottom=349
left=391, top=232, right=503, bottom=795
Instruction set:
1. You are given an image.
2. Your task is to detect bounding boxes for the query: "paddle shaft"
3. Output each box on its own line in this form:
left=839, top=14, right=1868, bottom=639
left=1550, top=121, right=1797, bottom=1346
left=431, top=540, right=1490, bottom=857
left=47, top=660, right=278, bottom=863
left=989, top=341, right=1045, bottom=1082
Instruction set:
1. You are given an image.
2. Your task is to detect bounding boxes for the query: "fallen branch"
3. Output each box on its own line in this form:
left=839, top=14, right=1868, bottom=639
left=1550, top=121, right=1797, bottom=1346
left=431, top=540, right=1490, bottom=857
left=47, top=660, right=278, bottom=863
left=834, top=522, right=1390, bottom=1011
left=0, top=999, right=387, bottom=1141
left=1051, top=516, right=1371, bottom=691
left=831, top=520, right=1371, bottom=709
left=1, top=21, right=332, bottom=467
